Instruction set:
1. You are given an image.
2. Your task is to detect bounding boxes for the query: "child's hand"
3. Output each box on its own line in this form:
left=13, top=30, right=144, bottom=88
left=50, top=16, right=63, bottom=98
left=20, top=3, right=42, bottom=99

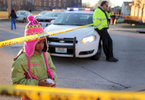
left=51, top=80, right=56, bottom=87
left=38, top=79, right=55, bottom=87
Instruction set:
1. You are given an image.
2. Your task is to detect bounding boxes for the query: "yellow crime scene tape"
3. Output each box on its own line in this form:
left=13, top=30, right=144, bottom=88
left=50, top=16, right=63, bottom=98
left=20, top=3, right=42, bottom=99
left=0, top=23, right=93, bottom=47
left=0, top=84, right=145, bottom=100
left=1, top=23, right=145, bottom=100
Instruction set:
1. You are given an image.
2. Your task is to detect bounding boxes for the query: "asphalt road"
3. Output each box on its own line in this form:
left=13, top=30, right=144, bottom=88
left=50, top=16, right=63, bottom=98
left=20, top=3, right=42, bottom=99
left=0, top=22, right=145, bottom=99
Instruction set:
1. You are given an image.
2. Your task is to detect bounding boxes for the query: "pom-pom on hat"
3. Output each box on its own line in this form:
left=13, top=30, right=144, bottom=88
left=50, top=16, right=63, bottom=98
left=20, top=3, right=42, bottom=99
left=23, top=15, right=53, bottom=80
left=28, top=15, right=34, bottom=22
left=25, top=15, right=44, bottom=37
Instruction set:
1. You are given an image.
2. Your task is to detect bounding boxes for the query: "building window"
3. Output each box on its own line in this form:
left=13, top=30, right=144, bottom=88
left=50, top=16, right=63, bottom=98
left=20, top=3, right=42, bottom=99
left=21, top=2, right=23, bottom=5
left=49, top=2, right=51, bottom=6
left=49, top=0, right=51, bottom=1
left=3, top=0, right=5, bottom=4
left=59, top=3, right=61, bottom=7
left=64, top=0, right=66, bottom=2
left=64, top=3, right=66, bottom=7
left=39, top=2, right=41, bottom=6
left=59, top=0, right=61, bottom=1
left=54, top=2, right=56, bottom=6
left=12, top=1, right=14, bottom=5
left=78, top=0, right=80, bottom=3
left=54, top=0, right=56, bottom=1
left=44, top=2, right=46, bottom=6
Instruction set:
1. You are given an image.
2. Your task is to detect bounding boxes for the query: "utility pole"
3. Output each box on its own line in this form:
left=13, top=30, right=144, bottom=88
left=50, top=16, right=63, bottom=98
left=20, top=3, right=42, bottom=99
left=7, top=0, right=11, bottom=17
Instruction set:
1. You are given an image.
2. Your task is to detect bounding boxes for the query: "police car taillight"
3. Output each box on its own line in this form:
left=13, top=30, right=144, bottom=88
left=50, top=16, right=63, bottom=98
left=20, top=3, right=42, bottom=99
left=85, top=8, right=91, bottom=11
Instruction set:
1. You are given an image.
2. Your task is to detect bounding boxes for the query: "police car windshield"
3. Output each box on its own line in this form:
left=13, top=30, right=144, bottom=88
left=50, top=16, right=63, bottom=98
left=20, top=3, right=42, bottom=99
left=53, top=13, right=93, bottom=26
left=43, top=12, right=62, bottom=17
left=39, top=11, right=49, bottom=15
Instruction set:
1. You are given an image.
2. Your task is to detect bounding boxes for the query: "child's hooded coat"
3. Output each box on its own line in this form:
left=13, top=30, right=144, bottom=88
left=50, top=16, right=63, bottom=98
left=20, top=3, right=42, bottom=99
left=11, top=15, right=57, bottom=85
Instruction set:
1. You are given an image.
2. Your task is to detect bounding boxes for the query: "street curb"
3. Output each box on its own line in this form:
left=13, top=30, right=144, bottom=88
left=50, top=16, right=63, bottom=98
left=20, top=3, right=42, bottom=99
left=108, top=29, right=138, bottom=33
left=122, top=85, right=145, bottom=92
left=0, top=19, right=10, bottom=22
left=109, top=29, right=145, bottom=33
left=137, top=30, right=145, bottom=33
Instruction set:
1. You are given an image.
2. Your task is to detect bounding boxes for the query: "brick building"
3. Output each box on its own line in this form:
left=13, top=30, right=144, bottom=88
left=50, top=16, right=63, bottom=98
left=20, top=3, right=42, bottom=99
left=0, top=0, right=7, bottom=11
left=0, top=0, right=82, bottom=11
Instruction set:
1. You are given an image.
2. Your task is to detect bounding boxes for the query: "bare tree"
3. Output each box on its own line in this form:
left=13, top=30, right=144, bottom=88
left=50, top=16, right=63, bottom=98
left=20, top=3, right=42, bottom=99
left=7, top=0, right=11, bottom=16
left=106, top=0, right=113, bottom=7
left=14, top=1, right=21, bottom=10
left=93, top=0, right=100, bottom=8
left=36, top=0, right=39, bottom=11
left=93, top=0, right=114, bottom=8
left=82, top=2, right=91, bottom=7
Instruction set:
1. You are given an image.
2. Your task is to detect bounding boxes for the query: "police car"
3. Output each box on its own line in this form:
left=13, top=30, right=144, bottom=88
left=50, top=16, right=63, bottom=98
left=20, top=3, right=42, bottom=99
left=44, top=8, right=101, bottom=60
left=34, top=11, right=51, bottom=19
left=36, top=11, right=62, bottom=28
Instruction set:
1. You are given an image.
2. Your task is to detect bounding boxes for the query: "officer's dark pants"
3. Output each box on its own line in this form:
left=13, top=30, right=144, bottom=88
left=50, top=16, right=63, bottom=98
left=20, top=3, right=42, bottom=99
left=95, top=28, right=114, bottom=60
left=108, top=19, right=111, bottom=24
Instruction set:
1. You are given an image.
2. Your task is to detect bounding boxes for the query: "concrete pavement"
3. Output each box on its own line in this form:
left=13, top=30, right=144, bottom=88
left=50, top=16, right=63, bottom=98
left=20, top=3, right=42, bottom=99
left=109, top=24, right=145, bottom=92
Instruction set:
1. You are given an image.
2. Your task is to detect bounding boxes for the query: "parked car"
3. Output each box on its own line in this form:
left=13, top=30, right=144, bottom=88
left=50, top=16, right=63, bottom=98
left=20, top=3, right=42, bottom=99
left=116, top=15, right=124, bottom=23
left=44, top=11, right=101, bottom=60
left=16, top=10, right=32, bottom=23
left=36, top=12, right=62, bottom=28
left=34, top=11, right=51, bottom=19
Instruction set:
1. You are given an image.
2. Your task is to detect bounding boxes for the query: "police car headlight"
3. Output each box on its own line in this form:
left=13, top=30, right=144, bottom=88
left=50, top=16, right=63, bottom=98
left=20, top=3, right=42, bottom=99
left=81, top=35, right=96, bottom=43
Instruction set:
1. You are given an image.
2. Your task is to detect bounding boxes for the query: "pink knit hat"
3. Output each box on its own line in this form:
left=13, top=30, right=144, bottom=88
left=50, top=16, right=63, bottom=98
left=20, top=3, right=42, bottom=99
left=24, top=15, right=53, bottom=79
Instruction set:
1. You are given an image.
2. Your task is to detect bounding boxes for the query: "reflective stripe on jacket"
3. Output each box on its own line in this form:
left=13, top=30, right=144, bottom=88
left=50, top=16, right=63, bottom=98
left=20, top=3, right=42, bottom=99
left=93, top=8, right=108, bottom=30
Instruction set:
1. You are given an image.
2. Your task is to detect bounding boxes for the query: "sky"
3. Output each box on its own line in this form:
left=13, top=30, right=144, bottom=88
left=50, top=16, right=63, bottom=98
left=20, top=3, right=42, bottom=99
left=82, top=0, right=134, bottom=7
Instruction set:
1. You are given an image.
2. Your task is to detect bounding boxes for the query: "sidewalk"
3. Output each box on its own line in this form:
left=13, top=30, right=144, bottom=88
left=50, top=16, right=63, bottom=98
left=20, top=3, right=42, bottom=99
left=109, top=23, right=145, bottom=33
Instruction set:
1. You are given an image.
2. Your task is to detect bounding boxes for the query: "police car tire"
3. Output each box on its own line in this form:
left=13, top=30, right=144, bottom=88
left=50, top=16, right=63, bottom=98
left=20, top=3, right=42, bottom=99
left=90, top=40, right=101, bottom=60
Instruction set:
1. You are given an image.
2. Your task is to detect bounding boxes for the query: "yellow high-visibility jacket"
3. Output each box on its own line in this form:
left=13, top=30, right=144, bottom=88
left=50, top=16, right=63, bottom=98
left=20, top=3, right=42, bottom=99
left=93, top=7, right=108, bottom=30
left=106, top=11, right=111, bottom=18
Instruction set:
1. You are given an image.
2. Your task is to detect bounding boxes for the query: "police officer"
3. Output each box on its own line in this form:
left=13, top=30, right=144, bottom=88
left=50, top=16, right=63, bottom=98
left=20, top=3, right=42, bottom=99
left=93, top=1, right=118, bottom=62
left=106, top=7, right=111, bottom=24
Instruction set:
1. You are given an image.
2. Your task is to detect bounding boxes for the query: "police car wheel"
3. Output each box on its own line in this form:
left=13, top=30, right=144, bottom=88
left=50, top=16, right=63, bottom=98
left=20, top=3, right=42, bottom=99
left=90, top=40, right=101, bottom=60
